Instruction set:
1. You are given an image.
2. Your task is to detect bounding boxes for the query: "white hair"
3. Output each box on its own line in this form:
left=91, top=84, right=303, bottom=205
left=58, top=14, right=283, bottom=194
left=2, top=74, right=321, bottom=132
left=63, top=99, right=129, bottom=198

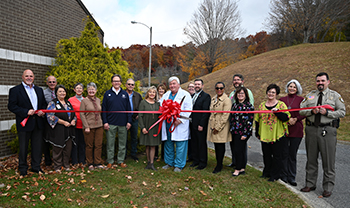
left=168, top=76, right=180, bottom=84
left=285, top=79, right=303, bottom=95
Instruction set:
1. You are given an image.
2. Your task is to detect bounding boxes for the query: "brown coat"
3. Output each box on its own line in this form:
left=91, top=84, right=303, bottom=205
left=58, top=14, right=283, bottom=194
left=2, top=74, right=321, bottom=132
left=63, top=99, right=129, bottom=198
left=80, top=97, right=103, bottom=129
left=207, top=93, right=232, bottom=143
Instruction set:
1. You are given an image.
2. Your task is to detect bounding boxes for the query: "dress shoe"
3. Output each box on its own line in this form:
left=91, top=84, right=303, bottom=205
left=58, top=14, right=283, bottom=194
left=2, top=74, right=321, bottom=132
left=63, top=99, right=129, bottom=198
left=118, top=163, right=127, bottom=168
left=212, top=169, right=221, bottom=174
left=162, top=164, right=172, bottom=169
left=280, top=177, right=288, bottom=183
left=322, top=190, right=332, bottom=197
left=20, top=171, right=27, bottom=176
left=226, top=163, right=235, bottom=168
left=186, top=159, right=193, bottom=163
left=232, top=171, right=245, bottom=177
left=189, top=163, right=199, bottom=167
left=288, top=179, right=297, bottom=186
left=106, top=163, right=112, bottom=168
left=31, top=168, right=44, bottom=174
left=300, top=186, right=316, bottom=192
left=195, top=165, right=206, bottom=170
left=268, top=177, right=277, bottom=182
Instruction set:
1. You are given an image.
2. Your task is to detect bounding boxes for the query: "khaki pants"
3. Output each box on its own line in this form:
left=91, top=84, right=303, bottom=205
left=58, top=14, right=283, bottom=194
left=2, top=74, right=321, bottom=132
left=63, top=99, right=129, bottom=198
left=305, top=125, right=337, bottom=192
left=106, top=125, right=127, bottom=164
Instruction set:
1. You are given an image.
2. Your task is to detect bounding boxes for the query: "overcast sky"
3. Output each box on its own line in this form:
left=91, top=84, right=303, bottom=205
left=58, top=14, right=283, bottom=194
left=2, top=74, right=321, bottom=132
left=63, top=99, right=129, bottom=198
left=80, top=0, right=271, bottom=48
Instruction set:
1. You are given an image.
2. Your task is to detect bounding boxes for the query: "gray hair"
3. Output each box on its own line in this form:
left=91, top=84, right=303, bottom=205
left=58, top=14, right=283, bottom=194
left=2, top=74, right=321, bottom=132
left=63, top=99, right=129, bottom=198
left=46, top=75, right=56, bottom=82
left=285, top=79, right=302, bottom=95
left=126, top=78, right=134, bottom=83
left=87, top=82, right=97, bottom=90
left=168, top=76, right=180, bottom=84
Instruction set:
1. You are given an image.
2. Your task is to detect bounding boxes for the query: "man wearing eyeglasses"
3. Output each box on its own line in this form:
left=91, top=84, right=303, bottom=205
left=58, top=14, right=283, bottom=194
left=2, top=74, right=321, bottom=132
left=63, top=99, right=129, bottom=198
left=42, top=75, right=57, bottom=168
left=227, top=74, right=254, bottom=168
left=125, top=78, right=142, bottom=161
left=102, top=74, right=132, bottom=168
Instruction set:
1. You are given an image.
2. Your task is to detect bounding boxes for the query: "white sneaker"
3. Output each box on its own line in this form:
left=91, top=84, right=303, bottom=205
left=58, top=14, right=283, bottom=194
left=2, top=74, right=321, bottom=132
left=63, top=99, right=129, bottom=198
left=162, top=164, right=172, bottom=169
left=174, top=167, right=182, bottom=172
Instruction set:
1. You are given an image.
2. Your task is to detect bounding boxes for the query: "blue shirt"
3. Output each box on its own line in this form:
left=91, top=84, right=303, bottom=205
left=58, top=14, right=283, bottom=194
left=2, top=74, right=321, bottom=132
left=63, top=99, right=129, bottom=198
left=22, top=82, right=38, bottom=110
left=128, top=92, right=134, bottom=115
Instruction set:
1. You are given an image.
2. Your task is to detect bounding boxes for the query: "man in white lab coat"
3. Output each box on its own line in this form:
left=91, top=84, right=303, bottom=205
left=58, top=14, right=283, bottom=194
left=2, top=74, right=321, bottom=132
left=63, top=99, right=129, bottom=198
left=160, top=77, right=192, bottom=172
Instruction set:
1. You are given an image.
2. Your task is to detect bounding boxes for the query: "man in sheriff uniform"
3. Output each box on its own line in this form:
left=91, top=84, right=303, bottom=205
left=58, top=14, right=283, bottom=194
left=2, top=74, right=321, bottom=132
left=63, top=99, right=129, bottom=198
left=299, top=72, right=345, bottom=198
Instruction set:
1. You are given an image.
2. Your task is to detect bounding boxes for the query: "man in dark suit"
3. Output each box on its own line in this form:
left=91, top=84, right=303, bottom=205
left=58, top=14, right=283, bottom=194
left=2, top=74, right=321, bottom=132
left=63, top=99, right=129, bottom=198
left=189, top=79, right=211, bottom=170
left=8, top=69, right=47, bottom=176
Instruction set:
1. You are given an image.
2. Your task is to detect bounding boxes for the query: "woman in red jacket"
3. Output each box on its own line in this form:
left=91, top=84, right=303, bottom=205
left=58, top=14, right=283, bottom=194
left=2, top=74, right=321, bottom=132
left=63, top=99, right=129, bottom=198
left=68, top=83, right=86, bottom=167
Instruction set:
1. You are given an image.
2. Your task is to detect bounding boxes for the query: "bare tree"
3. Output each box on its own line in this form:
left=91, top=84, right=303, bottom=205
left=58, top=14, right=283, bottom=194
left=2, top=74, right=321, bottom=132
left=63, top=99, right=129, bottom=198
left=267, top=0, right=350, bottom=43
left=184, top=0, right=243, bottom=73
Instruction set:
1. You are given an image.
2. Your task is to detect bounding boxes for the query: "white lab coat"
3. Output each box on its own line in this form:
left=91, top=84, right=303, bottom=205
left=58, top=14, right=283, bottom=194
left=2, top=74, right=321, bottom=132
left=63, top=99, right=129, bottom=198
left=160, top=87, right=192, bottom=141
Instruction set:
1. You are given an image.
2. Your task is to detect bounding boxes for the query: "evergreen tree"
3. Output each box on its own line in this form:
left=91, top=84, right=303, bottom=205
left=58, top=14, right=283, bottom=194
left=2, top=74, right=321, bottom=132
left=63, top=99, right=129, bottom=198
left=49, top=18, right=140, bottom=99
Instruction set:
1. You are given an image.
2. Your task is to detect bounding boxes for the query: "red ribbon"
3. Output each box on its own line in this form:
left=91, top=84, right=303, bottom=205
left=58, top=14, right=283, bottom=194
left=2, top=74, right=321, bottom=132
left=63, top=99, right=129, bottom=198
left=20, top=104, right=335, bottom=130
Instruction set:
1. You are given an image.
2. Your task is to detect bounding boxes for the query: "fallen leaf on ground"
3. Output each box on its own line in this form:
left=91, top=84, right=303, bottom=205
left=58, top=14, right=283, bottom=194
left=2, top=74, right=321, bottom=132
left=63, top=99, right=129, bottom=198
left=142, top=181, right=147, bottom=186
left=156, top=181, right=161, bottom=188
left=39, top=195, right=45, bottom=201
left=81, top=180, right=86, bottom=183
left=67, top=198, right=73, bottom=202
left=33, top=182, right=38, bottom=186
left=200, top=190, right=207, bottom=196
left=171, top=192, right=176, bottom=196
left=101, top=194, right=109, bottom=198
left=204, top=199, right=213, bottom=202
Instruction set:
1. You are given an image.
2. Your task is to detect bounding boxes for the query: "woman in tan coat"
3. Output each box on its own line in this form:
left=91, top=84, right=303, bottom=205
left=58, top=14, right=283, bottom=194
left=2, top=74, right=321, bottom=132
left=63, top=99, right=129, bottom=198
left=207, top=82, right=232, bottom=174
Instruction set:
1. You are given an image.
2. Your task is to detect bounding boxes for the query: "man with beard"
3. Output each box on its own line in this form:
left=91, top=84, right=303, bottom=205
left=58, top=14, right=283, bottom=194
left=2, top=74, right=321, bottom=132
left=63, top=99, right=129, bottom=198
left=300, top=72, right=345, bottom=198
left=189, top=79, right=211, bottom=170
left=227, top=74, right=254, bottom=168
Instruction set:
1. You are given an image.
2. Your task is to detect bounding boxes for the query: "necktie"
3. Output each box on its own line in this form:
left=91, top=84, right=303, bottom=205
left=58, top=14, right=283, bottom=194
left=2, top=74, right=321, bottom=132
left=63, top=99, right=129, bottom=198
left=314, top=92, right=323, bottom=126
left=51, top=91, right=55, bottom=99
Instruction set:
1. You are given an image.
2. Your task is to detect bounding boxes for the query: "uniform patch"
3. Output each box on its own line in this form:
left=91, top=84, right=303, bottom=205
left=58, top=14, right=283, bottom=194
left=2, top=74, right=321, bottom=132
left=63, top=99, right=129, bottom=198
left=339, top=97, right=344, bottom=103
left=308, top=95, right=315, bottom=100
left=302, top=97, right=307, bottom=103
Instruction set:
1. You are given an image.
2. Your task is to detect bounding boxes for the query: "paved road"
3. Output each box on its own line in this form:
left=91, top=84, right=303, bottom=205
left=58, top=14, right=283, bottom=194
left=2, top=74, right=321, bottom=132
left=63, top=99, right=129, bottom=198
left=208, top=135, right=350, bottom=208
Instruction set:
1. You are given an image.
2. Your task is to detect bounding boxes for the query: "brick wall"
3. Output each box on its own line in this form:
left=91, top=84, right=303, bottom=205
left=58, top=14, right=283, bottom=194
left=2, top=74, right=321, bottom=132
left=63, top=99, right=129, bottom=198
left=0, top=0, right=104, bottom=157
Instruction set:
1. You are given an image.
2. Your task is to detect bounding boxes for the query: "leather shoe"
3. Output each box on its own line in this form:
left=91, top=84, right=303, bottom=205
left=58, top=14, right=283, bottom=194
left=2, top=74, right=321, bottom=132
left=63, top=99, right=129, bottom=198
left=31, top=168, right=44, bottom=174
left=212, top=169, right=221, bottom=174
left=195, top=165, right=206, bottom=170
left=186, top=159, right=193, bottom=162
left=288, top=179, right=297, bottom=186
left=106, top=163, right=112, bottom=168
left=118, top=163, right=127, bottom=168
left=20, top=171, right=27, bottom=176
left=322, top=190, right=332, bottom=197
left=189, top=163, right=199, bottom=167
left=300, top=186, right=316, bottom=192
left=226, top=163, right=235, bottom=167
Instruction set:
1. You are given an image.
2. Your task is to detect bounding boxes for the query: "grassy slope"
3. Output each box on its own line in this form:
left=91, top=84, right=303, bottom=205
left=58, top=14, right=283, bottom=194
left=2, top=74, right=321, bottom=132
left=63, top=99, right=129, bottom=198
left=182, top=42, right=350, bottom=141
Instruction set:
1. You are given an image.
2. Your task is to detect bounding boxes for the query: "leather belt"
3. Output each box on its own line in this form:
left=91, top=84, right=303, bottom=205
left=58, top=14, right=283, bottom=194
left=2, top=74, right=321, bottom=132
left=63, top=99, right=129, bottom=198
left=306, top=119, right=332, bottom=127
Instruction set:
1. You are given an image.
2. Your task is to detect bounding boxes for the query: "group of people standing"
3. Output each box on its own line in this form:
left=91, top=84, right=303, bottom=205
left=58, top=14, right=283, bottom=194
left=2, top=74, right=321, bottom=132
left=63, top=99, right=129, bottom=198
left=8, top=69, right=345, bottom=198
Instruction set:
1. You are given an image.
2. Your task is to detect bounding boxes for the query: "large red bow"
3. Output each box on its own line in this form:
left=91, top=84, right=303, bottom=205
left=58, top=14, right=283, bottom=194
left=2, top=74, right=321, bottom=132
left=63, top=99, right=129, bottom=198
left=148, top=99, right=182, bottom=137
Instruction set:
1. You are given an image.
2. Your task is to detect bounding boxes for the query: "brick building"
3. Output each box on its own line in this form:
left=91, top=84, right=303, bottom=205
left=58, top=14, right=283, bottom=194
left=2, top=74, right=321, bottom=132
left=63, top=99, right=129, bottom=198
left=0, top=0, right=104, bottom=157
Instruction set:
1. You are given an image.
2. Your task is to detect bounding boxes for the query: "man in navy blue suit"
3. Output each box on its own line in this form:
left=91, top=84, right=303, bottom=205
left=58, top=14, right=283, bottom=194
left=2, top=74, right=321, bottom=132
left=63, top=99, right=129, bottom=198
left=8, top=69, right=47, bottom=176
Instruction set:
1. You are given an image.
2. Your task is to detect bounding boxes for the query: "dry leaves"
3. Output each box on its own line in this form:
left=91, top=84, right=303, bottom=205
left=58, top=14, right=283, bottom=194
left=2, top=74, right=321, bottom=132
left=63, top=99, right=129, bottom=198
left=142, top=181, right=147, bottom=186
left=200, top=190, right=207, bottom=196
left=101, top=194, right=109, bottom=198
left=39, top=195, right=45, bottom=201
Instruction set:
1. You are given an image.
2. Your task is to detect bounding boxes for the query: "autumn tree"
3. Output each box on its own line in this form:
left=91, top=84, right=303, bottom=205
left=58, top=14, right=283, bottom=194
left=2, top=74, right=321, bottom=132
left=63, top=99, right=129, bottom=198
left=184, top=0, right=243, bottom=74
left=267, top=0, right=350, bottom=43
left=49, top=18, right=137, bottom=100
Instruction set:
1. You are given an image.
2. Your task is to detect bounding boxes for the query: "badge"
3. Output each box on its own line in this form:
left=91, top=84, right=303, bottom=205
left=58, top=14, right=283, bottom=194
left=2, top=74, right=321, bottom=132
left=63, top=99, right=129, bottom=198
left=108, top=94, right=111, bottom=97
left=122, top=94, right=126, bottom=98
left=301, top=98, right=307, bottom=103
left=56, top=104, right=61, bottom=109
left=339, top=97, right=344, bottom=103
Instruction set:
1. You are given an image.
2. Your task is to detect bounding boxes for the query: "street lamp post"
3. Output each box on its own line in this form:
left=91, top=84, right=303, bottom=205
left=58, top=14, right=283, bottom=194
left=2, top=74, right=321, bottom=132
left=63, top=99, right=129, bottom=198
left=131, top=21, right=152, bottom=88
